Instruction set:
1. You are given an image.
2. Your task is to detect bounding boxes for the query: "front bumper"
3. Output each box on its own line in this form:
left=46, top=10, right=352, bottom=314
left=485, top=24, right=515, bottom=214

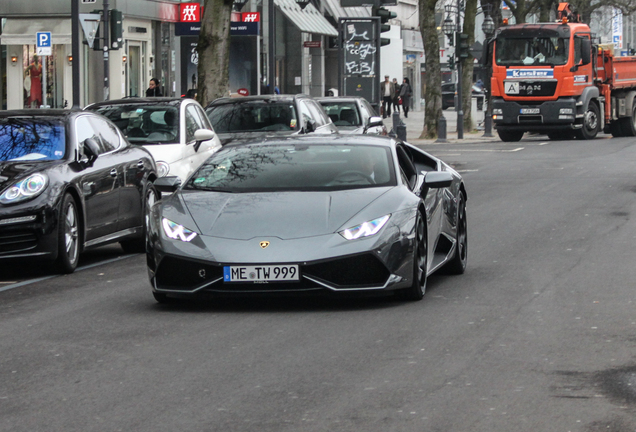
left=492, top=97, right=578, bottom=132
left=0, top=205, right=59, bottom=260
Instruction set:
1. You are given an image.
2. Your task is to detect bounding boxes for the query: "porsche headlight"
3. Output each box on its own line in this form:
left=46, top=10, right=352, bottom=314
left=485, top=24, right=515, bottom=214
left=0, top=173, right=48, bottom=205
left=162, top=218, right=198, bottom=242
left=157, top=161, right=170, bottom=177
left=339, top=214, right=390, bottom=240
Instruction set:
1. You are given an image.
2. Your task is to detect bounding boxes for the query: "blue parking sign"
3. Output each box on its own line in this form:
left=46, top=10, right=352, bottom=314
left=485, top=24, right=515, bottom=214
left=36, top=32, right=52, bottom=56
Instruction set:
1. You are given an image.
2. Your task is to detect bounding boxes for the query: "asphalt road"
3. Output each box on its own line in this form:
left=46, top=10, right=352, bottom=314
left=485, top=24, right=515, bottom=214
left=2, top=134, right=636, bottom=432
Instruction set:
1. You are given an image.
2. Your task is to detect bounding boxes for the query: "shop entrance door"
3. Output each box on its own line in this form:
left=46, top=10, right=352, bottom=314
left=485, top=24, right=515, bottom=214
left=127, top=44, right=142, bottom=97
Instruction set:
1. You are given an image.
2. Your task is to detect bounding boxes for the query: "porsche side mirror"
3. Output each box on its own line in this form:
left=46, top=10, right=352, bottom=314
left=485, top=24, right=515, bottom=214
left=154, top=176, right=182, bottom=194
left=423, top=171, right=453, bottom=189
left=83, top=137, right=100, bottom=165
left=193, top=129, right=215, bottom=152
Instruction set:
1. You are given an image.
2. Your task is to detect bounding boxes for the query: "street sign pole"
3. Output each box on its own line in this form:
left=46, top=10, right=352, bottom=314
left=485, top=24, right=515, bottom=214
left=103, top=0, right=110, bottom=101
left=72, top=0, right=81, bottom=107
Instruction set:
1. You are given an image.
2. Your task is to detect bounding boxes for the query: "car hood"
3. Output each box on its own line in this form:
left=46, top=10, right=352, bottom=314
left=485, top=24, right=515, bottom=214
left=217, top=131, right=298, bottom=145
left=0, top=160, right=61, bottom=191
left=174, top=188, right=392, bottom=240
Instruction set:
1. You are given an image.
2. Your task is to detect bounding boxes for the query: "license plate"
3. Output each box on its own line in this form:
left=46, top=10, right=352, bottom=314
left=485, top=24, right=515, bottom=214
left=223, top=265, right=300, bottom=283
left=520, top=108, right=540, bottom=114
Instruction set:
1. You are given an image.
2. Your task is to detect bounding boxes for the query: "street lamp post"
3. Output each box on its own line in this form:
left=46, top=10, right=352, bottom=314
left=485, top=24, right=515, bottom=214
left=481, top=13, right=495, bottom=137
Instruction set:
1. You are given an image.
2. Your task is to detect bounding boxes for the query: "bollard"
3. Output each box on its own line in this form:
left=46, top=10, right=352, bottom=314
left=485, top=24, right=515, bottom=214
left=392, top=111, right=400, bottom=131
left=436, top=112, right=448, bottom=143
left=396, top=123, right=407, bottom=141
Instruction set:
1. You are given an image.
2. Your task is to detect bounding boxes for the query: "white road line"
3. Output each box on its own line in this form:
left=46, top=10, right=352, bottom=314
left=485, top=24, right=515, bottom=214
left=0, top=254, right=139, bottom=293
left=457, top=169, right=479, bottom=173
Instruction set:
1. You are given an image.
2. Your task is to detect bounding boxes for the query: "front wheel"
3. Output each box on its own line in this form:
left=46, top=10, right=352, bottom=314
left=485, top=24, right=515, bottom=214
left=575, top=102, right=600, bottom=140
left=497, top=130, right=524, bottom=142
left=54, top=194, right=80, bottom=274
left=396, top=211, right=427, bottom=301
left=444, top=192, right=467, bottom=274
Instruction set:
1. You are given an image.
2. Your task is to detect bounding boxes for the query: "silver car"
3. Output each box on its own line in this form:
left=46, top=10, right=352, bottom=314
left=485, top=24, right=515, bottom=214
left=316, top=96, right=387, bottom=135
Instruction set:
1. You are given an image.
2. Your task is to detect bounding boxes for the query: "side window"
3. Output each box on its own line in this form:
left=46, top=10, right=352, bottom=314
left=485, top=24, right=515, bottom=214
left=75, top=116, right=101, bottom=157
left=89, top=116, right=120, bottom=153
left=363, top=100, right=378, bottom=117
left=195, top=105, right=213, bottom=131
left=307, top=101, right=327, bottom=126
left=298, top=101, right=313, bottom=126
left=185, top=104, right=204, bottom=143
left=574, top=37, right=582, bottom=65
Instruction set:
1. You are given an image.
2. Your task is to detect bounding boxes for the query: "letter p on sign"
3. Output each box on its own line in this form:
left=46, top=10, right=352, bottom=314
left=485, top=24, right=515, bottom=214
left=36, top=32, right=52, bottom=56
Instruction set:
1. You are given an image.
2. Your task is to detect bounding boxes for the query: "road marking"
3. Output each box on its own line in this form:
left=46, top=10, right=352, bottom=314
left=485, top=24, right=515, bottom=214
left=539, top=142, right=550, bottom=145
left=435, top=147, right=524, bottom=153
left=457, top=169, right=479, bottom=173
left=0, top=254, right=139, bottom=293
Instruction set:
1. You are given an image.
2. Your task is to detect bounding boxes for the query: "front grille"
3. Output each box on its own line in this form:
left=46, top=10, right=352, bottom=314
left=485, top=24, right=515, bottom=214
left=511, top=81, right=557, bottom=97
left=0, top=229, right=38, bottom=254
left=518, top=115, right=542, bottom=123
left=303, top=253, right=390, bottom=287
left=155, top=256, right=225, bottom=291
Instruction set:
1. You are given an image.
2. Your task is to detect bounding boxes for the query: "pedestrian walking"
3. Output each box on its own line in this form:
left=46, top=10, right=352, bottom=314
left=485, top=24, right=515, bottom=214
left=399, top=77, right=412, bottom=118
left=380, top=75, right=396, bottom=118
left=392, top=78, right=401, bottom=114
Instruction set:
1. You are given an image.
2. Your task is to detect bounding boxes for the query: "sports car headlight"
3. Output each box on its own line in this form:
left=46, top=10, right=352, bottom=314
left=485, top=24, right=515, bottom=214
left=0, top=173, right=48, bottom=205
left=162, top=218, right=198, bottom=242
left=339, top=214, right=390, bottom=240
left=157, top=161, right=170, bottom=177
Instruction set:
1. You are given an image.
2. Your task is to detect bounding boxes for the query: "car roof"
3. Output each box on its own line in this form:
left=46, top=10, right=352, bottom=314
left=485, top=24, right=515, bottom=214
left=224, top=134, right=395, bottom=149
left=0, top=109, right=83, bottom=120
left=314, top=96, right=365, bottom=103
left=206, top=94, right=310, bottom=108
left=86, top=97, right=185, bottom=110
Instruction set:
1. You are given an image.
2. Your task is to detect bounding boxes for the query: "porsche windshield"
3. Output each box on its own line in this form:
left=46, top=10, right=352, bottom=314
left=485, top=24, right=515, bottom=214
left=93, top=104, right=180, bottom=144
left=186, top=144, right=397, bottom=192
left=206, top=102, right=300, bottom=133
left=495, top=36, right=569, bottom=66
left=0, top=118, right=66, bottom=162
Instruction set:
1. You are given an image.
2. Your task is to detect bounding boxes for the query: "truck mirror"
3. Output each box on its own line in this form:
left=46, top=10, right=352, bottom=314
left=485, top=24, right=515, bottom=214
left=581, top=39, right=591, bottom=65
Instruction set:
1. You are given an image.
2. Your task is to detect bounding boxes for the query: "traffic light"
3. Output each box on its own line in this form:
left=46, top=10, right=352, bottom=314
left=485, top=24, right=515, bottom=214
left=458, top=33, right=470, bottom=59
left=373, top=6, right=397, bottom=47
left=110, top=9, right=123, bottom=50
left=447, top=55, right=455, bottom=70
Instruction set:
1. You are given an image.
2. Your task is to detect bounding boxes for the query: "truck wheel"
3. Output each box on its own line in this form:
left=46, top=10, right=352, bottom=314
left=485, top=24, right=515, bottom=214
left=575, top=103, right=600, bottom=140
left=497, top=130, right=524, bottom=142
left=610, top=121, right=624, bottom=137
left=619, top=104, right=636, bottom=136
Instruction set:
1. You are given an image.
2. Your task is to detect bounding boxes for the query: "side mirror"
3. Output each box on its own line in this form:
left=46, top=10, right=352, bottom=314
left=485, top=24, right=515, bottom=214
left=304, top=119, right=316, bottom=133
left=423, top=171, right=453, bottom=189
left=83, top=137, right=100, bottom=164
left=366, top=116, right=384, bottom=129
left=581, top=39, right=591, bottom=65
left=153, top=176, right=182, bottom=194
left=193, top=129, right=215, bottom=152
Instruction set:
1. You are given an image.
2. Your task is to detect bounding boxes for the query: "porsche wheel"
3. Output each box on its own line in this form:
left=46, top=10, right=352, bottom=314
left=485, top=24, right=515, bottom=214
left=444, top=192, right=468, bottom=274
left=54, top=194, right=80, bottom=274
left=397, top=211, right=427, bottom=301
left=121, top=183, right=158, bottom=254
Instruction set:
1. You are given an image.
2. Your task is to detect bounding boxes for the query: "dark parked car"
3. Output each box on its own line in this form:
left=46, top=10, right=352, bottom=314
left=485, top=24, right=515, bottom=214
left=442, top=83, right=485, bottom=110
left=0, top=110, right=158, bottom=273
left=205, top=94, right=338, bottom=145
left=315, top=96, right=387, bottom=135
left=146, top=135, right=467, bottom=303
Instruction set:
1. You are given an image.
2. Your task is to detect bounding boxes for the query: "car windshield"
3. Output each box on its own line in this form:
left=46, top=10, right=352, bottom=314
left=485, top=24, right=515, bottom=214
left=0, top=118, right=66, bottom=162
left=319, top=102, right=362, bottom=127
left=186, top=143, right=396, bottom=192
left=206, top=102, right=300, bottom=133
left=93, top=104, right=180, bottom=145
left=495, top=36, right=569, bottom=66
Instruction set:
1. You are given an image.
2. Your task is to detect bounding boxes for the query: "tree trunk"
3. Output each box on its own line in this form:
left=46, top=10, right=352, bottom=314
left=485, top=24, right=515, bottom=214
left=197, top=0, right=234, bottom=107
left=419, top=0, right=442, bottom=139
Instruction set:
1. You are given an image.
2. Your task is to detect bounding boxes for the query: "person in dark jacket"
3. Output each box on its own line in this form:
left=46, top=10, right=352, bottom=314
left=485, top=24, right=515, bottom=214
left=399, top=77, right=412, bottom=118
left=145, top=78, right=163, bottom=97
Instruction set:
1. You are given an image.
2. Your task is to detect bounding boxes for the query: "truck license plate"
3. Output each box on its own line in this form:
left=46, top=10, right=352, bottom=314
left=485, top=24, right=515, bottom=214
left=520, top=108, right=540, bottom=114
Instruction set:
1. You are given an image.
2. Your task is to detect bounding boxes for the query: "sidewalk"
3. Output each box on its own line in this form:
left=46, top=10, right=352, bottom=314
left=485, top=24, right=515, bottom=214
left=382, top=106, right=502, bottom=145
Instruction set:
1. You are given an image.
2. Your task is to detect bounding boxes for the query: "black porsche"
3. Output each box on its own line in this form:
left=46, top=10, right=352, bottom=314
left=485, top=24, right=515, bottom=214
left=0, top=110, right=158, bottom=273
left=147, top=135, right=467, bottom=302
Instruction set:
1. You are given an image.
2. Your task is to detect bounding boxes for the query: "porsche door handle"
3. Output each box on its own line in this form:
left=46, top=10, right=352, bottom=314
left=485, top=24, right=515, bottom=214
left=110, top=169, right=118, bottom=178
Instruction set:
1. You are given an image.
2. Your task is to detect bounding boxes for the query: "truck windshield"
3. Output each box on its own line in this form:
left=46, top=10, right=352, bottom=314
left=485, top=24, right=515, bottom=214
left=496, top=36, right=569, bottom=66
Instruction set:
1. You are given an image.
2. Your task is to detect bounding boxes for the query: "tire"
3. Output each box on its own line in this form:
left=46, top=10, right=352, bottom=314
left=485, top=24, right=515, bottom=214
left=396, top=211, right=427, bottom=301
left=497, top=130, right=524, bottom=142
left=444, top=192, right=467, bottom=274
left=547, top=131, right=574, bottom=141
left=54, top=194, right=80, bottom=274
left=574, top=102, right=600, bottom=140
left=610, top=121, right=624, bottom=137
left=153, top=291, right=172, bottom=304
left=619, top=104, right=636, bottom=137
left=120, top=183, right=158, bottom=254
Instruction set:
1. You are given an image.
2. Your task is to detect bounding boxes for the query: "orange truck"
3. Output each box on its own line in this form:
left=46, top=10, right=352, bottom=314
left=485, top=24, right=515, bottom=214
left=488, top=2, right=636, bottom=141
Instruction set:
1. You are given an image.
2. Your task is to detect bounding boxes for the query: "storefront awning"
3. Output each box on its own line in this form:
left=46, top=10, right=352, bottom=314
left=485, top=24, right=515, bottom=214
left=322, top=0, right=371, bottom=20
left=274, top=0, right=338, bottom=37
left=1, top=18, right=72, bottom=45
